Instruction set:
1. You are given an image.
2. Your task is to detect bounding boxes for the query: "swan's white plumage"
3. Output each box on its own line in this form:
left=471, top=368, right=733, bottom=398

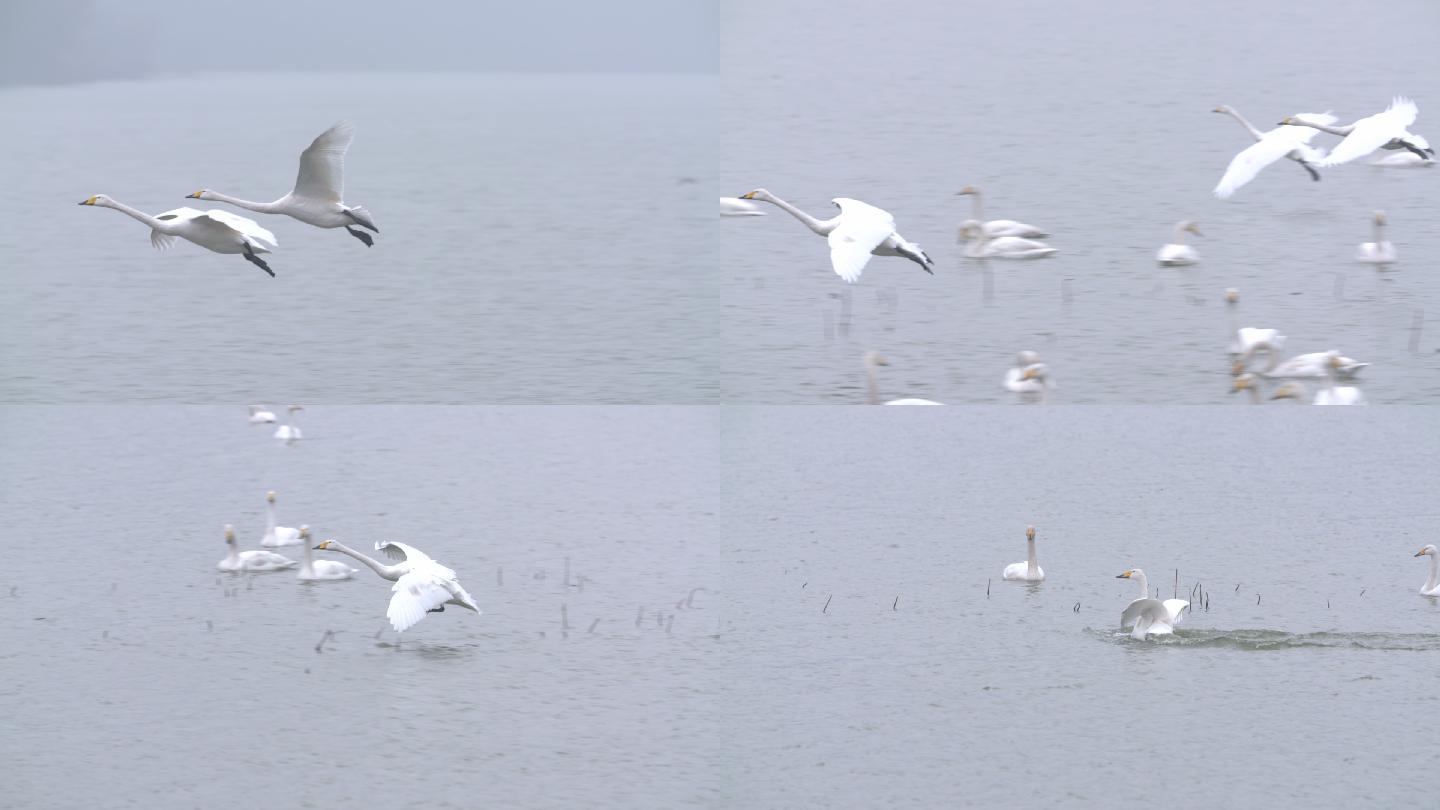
left=1213, top=113, right=1333, bottom=198
left=827, top=198, right=896, bottom=283
left=248, top=405, right=277, bottom=424
left=959, top=222, right=1057, bottom=259
left=1318, top=98, right=1424, bottom=167
left=218, top=525, right=297, bottom=572
left=294, top=121, right=353, bottom=202
left=314, top=539, right=480, bottom=632
left=1117, top=569, right=1186, bottom=639
left=1416, top=545, right=1439, bottom=597
left=1002, top=527, right=1045, bottom=582
left=720, top=197, right=766, bottom=216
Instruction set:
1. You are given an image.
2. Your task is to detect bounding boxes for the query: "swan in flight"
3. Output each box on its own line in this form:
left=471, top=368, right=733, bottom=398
left=1212, top=107, right=1333, bottom=197
left=1002, top=526, right=1045, bottom=582
left=863, top=352, right=943, bottom=405
left=1356, top=210, right=1397, bottom=265
left=1415, top=545, right=1440, bottom=597
left=78, top=195, right=278, bottom=276
left=1156, top=221, right=1202, bottom=266
left=1280, top=98, right=1434, bottom=166
left=297, top=528, right=356, bottom=581
left=218, top=524, right=297, bottom=572
left=1116, top=569, right=1187, bottom=639
left=956, top=186, right=1048, bottom=238
left=313, top=539, right=481, bottom=632
left=248, top=405, right=277, bottom=424
left=958, top=221, right=1056, bottom=259
left=274, top=405, right=303, bottom=444
left=737, top=189, right=934, bottom=282
left=260, top=491, right=303, bottom=547
left=1224, top=289, right=1286, bottom=360
left=720, top=196, right=766, bottom=217
left=188, top=122, right=379, bottom=247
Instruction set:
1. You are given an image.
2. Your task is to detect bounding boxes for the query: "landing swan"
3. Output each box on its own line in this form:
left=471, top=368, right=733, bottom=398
left=274, top=405, right=303, bottom=444
left=78, top=195, right=277, bottom=276
left=1002, top=526, right=1045, bottom=582
left=313, top=539, right=482, bottom=632
left=297, top=528, right=356, bottom=581
left=1280, top=98, right=1434, bottom=166
left=1116, top=568, right=1187, bottom=639
left=248, top=405, right=277, bottom=424
left=188, top=121, right=379, bottom=247
left=958, top=221, right=1056, bottom=259
left=1415, top=545, right=1440, bottom=596
left=863, top=352, right=943, bottom=405
left=721, top=197, right=766, bottom=217
left=738, top=189, right=935, bottom=282
left=218, top=524, right=297, bottom=572
left=956, top=186, right=1048, bottom=238
left=1224, top=289, right=1286, bottom=360
left=1157, top=221, right=1202, bottom=266
left=260, top=490, right=303, bottom=547
left=1356, top=210, right=1396, bottom=265
left=1212, top=107, right=1333, bottom=197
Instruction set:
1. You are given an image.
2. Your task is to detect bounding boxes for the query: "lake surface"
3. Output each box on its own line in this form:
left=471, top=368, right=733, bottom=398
left=0, top=72, right=717, bottom=403
left=3, top=406, right=1437, bottom=806
left=719, top=0, right=1440, bottom=403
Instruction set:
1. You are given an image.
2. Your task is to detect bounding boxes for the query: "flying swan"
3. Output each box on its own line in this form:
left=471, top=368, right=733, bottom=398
left=1116, top=568, right=1188, bottom=639
left=1356, top=210, right=1396, bottom=265
left=1211, top=107, right=1333, bottom=197
left=260, top=490, right=303, bottom=547
left=737, top=189, right=934, bottom=282
left=1157, top=221, right=1202, bottom=266
left=956, top=186, right=1048, bottom=238
left=78, top=195, right=278, bottom=276
left=1002, top=526, right=1045, bottom=582
left=1415, top=545, right=1440, bottom=597
left=1280, top=98, right=1434, bottom=167
left=296, top=527, right=356, bottom=581
left=863, top=351, right=943, bottom=405
left=218, top=524, right=297, bottom=572
left=313, top=539, right=482, bottom=632
left=188, top=121, right=379, bottom=247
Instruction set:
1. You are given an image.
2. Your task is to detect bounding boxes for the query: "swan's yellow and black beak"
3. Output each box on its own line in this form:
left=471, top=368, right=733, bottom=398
left=186, top=190, right=202, bottom=199
left=738, top=191, right=757, bottom=200
left=1417, top=548, right=1429, bottom=557
left=78, top=196, right=97, bottom=206
left=314, top=540, right=331, bottom=550
left=1116, top=570, right=1132, bottom=579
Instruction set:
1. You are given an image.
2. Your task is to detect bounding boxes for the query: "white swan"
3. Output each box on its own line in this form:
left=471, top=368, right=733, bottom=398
left=248, top=405, right=276, bottom=424
left=1002, top=526, right=1045, bottom=582
left=1157, top=221, right=1202, bottom=266
left=1224, top=289, right=1286, bottom=360
left=1270, top=366, right=1367, bottom=405
left=218, top=524, right=297, bottom=572
left=956, top=186, right=1048, bottom=238
left=1003, top=351, right=1044, bottom=392
left=1212, top=107, right=1333, bottom=197
left=1116, top=568, right=1187, bottom=640
left=721, top=196, right=766, bottom=217
left=1356, top=210, right=1397, bottom=265
left=260, top=491, right=303, bottom=547
left=297, top=528, right=356, bottom=581
left=1370, top=151, right=1434, bottom=168
left=188, top=121, right=378, bottom=247
left=738, top=189, right=934, bottom=282
left=958, top=221, right=1056, bottom=259
left=1280, top=98, right=1434, bottom=167
left=78, top=194, right=278, bottom=276
left=863, top=352, right=943, bottom=405
left=1415, top=545, right=1440, bottom=597
left=1257, top=349, right=1367, bottom=381
left=274, top=404, right=303, bottom=444
left=313, top=539, right=481, bottom=632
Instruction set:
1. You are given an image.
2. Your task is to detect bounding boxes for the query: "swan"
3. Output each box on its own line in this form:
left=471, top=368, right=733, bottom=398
left=78, top=195, right=278, bottom=276
left=1280, top=98, right=1434, bottom=166
left=862, top=352, right=943, bottom=405
left=248, top=405, right=277, bottom=424
left=274, top=405, right=303, bottom=444
left=1212, top=107, right=1333, bottom=197
left=721, top=196, right=766, bottom=217
left=297, top=527, right=356, bottom=581
left=956, top=186, right=1048, bottom=238
left=1369, top=152, right=1434, bottom=168
left=737, top=189, right=934, bottom=282
left=1116, top=569, right=1187, bottom=640
left=1356, top=210, right=1397, bottom=265
left=1270, top=367, right=1367, bottom=405
left=958, top=221, right=1056, bottom=259
left=1156, top=221, right=1202, bottom=266
left=1256, top=349, right=1367, bottom=381
left=1002, top=526, right=1045, bottom=582
left=1230, top=372, right=1266, bottom=404
left=1223, top=289, right=1286, bottom=360
left=187, top=121, right=379, bottom=247
left=218, top=524, right=297, bottom=572
left=313, top=539, right=481, bottom=632
left=1415, top=545, right=1440, bottom=597
left=260, top=490, right=303, bottom=547
left=1003, top=351, right=1044, bottom=392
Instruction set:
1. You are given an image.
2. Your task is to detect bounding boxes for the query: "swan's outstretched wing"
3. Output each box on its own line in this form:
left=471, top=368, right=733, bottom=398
left=387, top=570, right=454, bottom=632
left=201, top=209, right=279, bottom=248
left=1120, top=598, right=1168, bottom=628
left=292, top=121, right=354, bottom=202
left=1319, top=99, right=1418, bottom=167
left=827, top=198, right=895, bottom=283
left=1213, top=116, right=1331, bottom=198
left=376, top=540, right=456, bottom=579
left=1162, top=599, right=1189, bottom=624
left=150, top=230, right=176, bottom=251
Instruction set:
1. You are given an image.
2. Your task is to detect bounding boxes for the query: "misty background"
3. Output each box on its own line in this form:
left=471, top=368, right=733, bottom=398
left=0, top=0, right=716, bottom=86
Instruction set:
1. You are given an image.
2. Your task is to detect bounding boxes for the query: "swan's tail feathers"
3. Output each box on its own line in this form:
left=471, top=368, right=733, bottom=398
left=150, top=230, right=177, bottom=251
left=344, top=206, right=379, bottom=233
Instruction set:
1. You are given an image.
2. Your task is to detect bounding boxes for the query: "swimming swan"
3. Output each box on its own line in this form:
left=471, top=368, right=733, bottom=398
left=260, top=491, right=303, bottom=547
left=958, top=221, right=1056, bottom=259
left=1116, top=568, right=1187, bottom=639
left=274, top=405, right=303, bottom=444
left=1258, top=349, right=1367, bottom=381
left=78, top=195, right=277, bottom=276
left=297, top=527, right=356, bottom=581
left=1224, top=289, right=1286, bottom=360
left=248, top=405, right=277, bottom=424
left=1356, top=210, right=1396, bottom=265
left=1212, top=107, right=1333, bottom=197
left=721, top=197, right=766, bottom=217
left=956, top=186, right=1048, bottom=238
left=1270, top=357, right=1367, bottom=405
left=313, top=539, right=482, bottom=632
left=188, top=121, right=379, bottom=247
left=1415, top=545, right=1440, bottom=597
left=1157, top=221, right=1202, bottom=266
left=1002, top=526, right=1045, bottom=582
left=738, top=189, right=934, bottom=282
left=863, top=352, right=943, bottom=405
left=218, top=524, right=297, bottom=572
left=1280, top=98, right=1434, bottom=167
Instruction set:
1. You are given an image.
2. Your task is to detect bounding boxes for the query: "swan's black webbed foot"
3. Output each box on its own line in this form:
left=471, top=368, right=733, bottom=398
left=1299, top=160, right=1320, bottom=181
left=427, top=605, right=446, bottom=614
left=344, top=209, right=379, bottom=233
left=1399, top=140, right=1431, bottom=160
left=243, top=250, right=275, bottom=277
left=345, top=226, right=374, bottom=247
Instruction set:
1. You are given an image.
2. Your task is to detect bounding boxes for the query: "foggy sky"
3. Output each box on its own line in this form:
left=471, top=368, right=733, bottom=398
left=0, top=0, right=715, bottom=86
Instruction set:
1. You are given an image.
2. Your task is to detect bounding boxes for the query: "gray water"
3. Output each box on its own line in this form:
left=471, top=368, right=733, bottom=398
left=720, top=0, right=1440, bottom=403
left=0, top=72, right=717, bottom=403
left=3, top=407, right=1437, bottom=807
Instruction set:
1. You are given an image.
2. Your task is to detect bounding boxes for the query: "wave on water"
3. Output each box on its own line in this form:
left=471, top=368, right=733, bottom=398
left=1091, top=628, right=1440, bottom=651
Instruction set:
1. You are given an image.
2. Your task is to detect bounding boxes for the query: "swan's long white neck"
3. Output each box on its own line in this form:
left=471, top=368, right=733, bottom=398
left=300, top=539, right=315, bottom=577
left=755, top=192, right=835, bottom=236
left=266, top=500, right=277, bottom=535
left=224, top=539, right=239, bottom=566
left=1372, top=217, right=1385, bottom=245
left=865, top=361, right=880, bottom=405
left=99, top=199, right=167, bottom=231
left=965, top=190, right=984, bottom=221
left=1290, top=118, right=1352, bottom=137
left=1173, top=223, right=1190, bottom=245
left=1425, top=553, right=1439, bottom=592
left=1026, top=537, right=1038, bottom=575
left=324, top=542, right=401, bottom=580
left=1222, top=108, right=1266, bottom=141
left=1131, top=570, right=1150, bottom=599
left=286, top=409, right=299, bottom=432
left=205, top=191, right=285, bottom=214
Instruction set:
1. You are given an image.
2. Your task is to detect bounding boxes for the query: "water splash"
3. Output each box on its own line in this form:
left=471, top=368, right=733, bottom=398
left=1091, top=628, right=1440, bottom=651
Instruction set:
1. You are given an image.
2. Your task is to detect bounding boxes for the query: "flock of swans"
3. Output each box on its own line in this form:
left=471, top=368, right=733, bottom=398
left=79, top=122, right=378, bottom=277
left=1225, top=289, right=1370, bottom=405
left=1001, top=527, right=1440, bottom=640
